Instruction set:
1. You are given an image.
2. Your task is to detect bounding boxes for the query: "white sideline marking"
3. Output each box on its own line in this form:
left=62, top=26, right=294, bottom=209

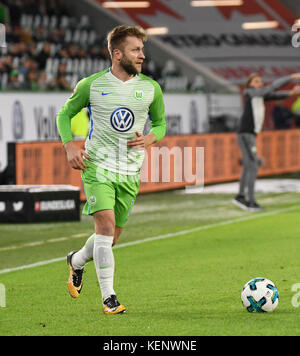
left=0, top=233, right=87, bottom=252
left=0, top=257, right=66, bottom=275
left=0, top=205, right=298, bottom=275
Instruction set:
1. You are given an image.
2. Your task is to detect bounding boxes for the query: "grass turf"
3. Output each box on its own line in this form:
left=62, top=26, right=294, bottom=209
left=0, top=190, right=300, bottom=336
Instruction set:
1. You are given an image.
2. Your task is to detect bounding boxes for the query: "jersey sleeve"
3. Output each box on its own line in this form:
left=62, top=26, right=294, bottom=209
left=264, top=91, right=290, bottom=101
left=56, top=77, right=90, bottom=145
left=244, top=75, right=291, bottom=100
left=148, top=81, right=166, bottom=142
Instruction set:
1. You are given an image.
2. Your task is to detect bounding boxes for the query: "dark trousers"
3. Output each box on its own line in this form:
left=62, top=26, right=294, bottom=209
left=237, top=133, right=259, bottom=203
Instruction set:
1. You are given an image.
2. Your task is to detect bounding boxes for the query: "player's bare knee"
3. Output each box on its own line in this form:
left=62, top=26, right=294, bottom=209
left=93, top=211, right=115, bottom=236
left=95, top=222, right=115, bottom=236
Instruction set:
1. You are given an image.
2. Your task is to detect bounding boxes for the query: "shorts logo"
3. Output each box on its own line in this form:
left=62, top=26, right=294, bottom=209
left=110, top=107, right=134, bottom=132
left=89, top=195, right=97, bottom=206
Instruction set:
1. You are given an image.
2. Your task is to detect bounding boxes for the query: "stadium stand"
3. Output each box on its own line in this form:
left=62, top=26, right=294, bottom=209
left=0, top=0, right=300, bottom=207
left=0, top=0, right=238, bottom=93
left=0, top=0, right=205, bottom=92
left=0, top=0, right=114, bottom=91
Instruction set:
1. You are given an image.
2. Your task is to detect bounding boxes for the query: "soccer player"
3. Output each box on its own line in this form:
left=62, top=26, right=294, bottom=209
left=56, top=25, right=166, bottom=314
left=232, top=73, right=300, bottom=211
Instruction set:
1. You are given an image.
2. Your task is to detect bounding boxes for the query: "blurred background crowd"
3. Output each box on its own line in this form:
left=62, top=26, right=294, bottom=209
left=0, top=0, right=165, bottom=91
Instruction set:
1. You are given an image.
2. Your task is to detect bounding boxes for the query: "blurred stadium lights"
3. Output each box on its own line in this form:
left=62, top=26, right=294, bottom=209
left=190, top=0, right=243, bottom=7
left=102, top=1, right=150, bottom=8
left=146, top=27, right=169, bottom=35
left=242, top=21, right=279, bottom=30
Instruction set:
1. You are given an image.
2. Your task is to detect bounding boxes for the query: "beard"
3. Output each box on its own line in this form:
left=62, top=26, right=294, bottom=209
left=120, top=54, right=140, bottom=76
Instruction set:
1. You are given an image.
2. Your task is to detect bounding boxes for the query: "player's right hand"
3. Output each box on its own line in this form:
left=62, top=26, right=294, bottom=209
left=64, top=141, right=90, bottom=170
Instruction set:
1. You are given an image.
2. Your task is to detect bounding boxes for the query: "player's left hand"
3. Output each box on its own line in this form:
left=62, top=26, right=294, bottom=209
left=128, top=132, right=156, bottom=149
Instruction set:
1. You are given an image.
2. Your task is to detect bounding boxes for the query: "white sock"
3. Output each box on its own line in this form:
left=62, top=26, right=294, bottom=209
left=71, top=233, right=95, bottom=270
left=93, top=234, right=115, bottom=301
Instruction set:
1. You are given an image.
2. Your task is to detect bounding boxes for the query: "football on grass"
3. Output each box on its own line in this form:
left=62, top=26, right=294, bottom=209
left=241, top=277, right=279, bottom=313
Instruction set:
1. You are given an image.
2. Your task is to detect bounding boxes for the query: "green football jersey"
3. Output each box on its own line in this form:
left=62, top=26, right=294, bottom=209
left=57, top=68, right=166, bottom=175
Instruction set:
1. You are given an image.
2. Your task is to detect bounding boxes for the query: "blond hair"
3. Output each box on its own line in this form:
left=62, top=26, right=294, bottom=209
left=107, top=25, right=147, bottom=59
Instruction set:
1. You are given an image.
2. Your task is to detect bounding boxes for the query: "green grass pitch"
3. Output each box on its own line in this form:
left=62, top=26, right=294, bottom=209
left=1, top=190, right=300, bottom=336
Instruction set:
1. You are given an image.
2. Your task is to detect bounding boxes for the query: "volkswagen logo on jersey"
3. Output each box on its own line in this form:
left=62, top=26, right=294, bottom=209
left=110, top=107, right=134, bottom=132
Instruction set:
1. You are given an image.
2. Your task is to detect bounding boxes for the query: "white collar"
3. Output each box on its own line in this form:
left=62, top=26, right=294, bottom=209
left=107, top=68, right=139, bottom=84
